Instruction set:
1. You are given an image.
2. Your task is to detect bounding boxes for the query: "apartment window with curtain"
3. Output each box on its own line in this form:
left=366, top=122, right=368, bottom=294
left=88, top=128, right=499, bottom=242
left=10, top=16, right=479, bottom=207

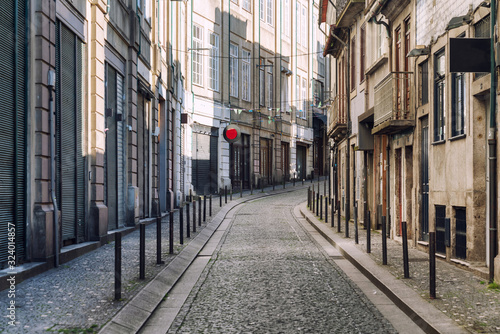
left=351, top=36, right=356, bottom=89
left=192, top=24, right=203, bottom=86
left=243, top=0, right=251, bottom=12
left=419, top=60, right=429, bottom=106
left=301, top=77, right=307, bottom=118
left=360, top=25, right=366, bottom=82
left=284, top=0, right=290, bottom=37
left=434, top=49, right=446, bottom=142
left=267, top=64, right=273, bottom=108
left=230, top=43, right=238, bottom=97
left=452, top=72, right=465, bottom=137
left=242, top=50, right=251, bottom=101
left=260, top=58, right=265, bottom=106
left=209, top=32, right=219, bottom=92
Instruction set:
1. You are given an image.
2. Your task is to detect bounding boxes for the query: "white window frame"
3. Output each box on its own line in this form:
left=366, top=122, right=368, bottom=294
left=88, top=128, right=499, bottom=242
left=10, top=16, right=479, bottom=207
left=296, top=75, right=300, bottom=117
left=284, top=0, right=290, bottom=37
left=230, top=43, right=239, bottom=97
left=192, top=24, right=203, bottom=86
left=266, top=0, right=273, bottom=25
left=242, top=50, right=251, bottom=101
left=260, top=0, right=265, bottom=21
left=267, top=64, right=273, bottom=108
left=209, top=32, right=219, bottom=92
left=301, top=77, right=307, bottom=119
left=301, top=5, right=306, bottom=47
left=243, top=0, right=251, bottom=12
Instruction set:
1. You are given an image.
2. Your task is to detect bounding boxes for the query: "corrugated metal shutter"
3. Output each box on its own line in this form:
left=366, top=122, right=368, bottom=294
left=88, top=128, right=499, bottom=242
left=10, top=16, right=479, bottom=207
left=116, top=74, right=126, bottom=228
left=0, top=0, right=27, bottom=265
left=56, top=22, right=85, bottom=242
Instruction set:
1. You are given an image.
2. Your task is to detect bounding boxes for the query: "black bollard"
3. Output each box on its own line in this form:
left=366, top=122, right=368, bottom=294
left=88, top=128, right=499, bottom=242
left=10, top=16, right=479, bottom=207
left=186, top=203, right=191, bottom=238
left=283, top=177, right=286, bottom=189
left=429, top=232, right=436, bottom=299
left=261, top=178, right=264, bottom=193
left=198, top=196, right=202, bottom=226
left=345, top=210, right=349, bottom=239
left=320, top=195, right=323, bottom=220
left=169, top=211, right=174, bottom=254
left=307, top=188, right=311, bottom=208
left=193, top=200, right=196, bottom=233
left=230, top=186, right=233, bottom=201
left=115, top=232, right=122, bottom=301
left=210, top=195, right=212, bottom=216
left=324, top=180, right=326, bottom=197
left=180, top=206, right=184, bottom=245
left=354, top=201, right=358, bottom=244
left=316, top=192, right=319, bottom=216
left=382, top=216, right=387, bottom=265
left=156, top=216, right=163, bottom=264
left=240, top=184, right=243, bottom=198
left=331, top=198, right=334, bottom=228
left=203, top=195, right=207, bottom=222
left=367, top=211, right=371, bottom=253
left=140, top=223, right=145, bottom=279
left=312, top=191, right=315, bottom=214
left=337, top=201, right=341, bottom=233
left=225, top=186, right=228, bottom=203
left=402, top=221, right=410, bottom=279
left=325, top=196, right=328, bottom=224
left=220, top=189, right=222, bottom=207
left=273, top=177, right=275, bottom=191
left=251, top=179, right=253, bottom=195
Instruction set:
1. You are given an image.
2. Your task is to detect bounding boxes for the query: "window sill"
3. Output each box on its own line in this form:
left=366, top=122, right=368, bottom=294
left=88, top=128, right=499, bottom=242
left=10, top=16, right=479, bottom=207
left=432, top=139, right=446, bottom=145
left=449, top=133, right=466, bottom=141
left=417, top=240, right=429, bottom=247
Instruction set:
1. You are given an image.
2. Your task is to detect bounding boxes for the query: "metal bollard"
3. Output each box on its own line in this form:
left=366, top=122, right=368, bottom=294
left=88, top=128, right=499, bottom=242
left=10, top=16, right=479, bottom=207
left=180, top=206, right=184, bottom=245
left=169, top=211, right=174, bottom=254
left=307, top=188, right=310, bottom=208
left=429, top=232, right=436, bottom=299
left=367, top=211, right=371, bottom=253
left=240, top=184, right=243, bottom=198
left=230, top=186, right=233, bottom=201
left=345, top=209, right=349, bottom=239
left=156, top=216, right=163, bottom=264
left=325, top=196, right=328, bottom=224
left=293, top=175, right=296, bottom=187
left=337, top=201, right=341, bottom=233
left=193, top=200, right=196, bottom=233
left=312, top=191, right=315, bottom=214
left=115, top=232, right=122, bottom=301
left=225, top=186, right=228, bottom=203
left=402, top=221, right=410, bottom=278
left=203, top=196, right=207, bottom=222
left=210, top=195, right=212, bottom=216
left=320, top=195, right=323, bottom=220
left=354, top=202, right=358, bottom=244
left=382, top=216, right=387, bottom=265
left=273, top=177, right=275, bottom=191
left=140, top=223, right=145, bottom=279
left=198, top=196, right=202, bottom=226
left=261, top=178, right=264, bottom=193
left=251, top=179, right=253, bottom=195
left=283, top=177, right=286, bottom=189
left=186, top=203, right=191, bottom=238
left=324, top=180, right=326, bottom=197
left=316, top=192, right=319, bottom=216
left=220, top=189, right=222, bottom=207
left=330, top=198, right=334, bottom=228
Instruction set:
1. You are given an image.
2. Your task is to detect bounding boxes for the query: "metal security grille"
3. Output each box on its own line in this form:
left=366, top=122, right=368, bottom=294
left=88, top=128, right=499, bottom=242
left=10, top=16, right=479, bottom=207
left=455, top=207, right=467, bottom=259
left=56, top=22, right=86, bottom=243
left=0, top=0, right=27, bottom=265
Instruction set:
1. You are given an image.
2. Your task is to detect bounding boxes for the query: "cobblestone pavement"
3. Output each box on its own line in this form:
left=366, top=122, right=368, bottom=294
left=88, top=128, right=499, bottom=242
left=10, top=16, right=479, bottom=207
left=0, top=196, right=226, bottom=334
left=168, top=190, right=397, bottom=334
left=305, top=185, right=500, bottom=334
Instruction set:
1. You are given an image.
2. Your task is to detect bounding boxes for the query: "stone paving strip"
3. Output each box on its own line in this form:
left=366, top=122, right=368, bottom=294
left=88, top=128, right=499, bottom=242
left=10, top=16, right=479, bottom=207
left=299, top=201, right=500, bottom=334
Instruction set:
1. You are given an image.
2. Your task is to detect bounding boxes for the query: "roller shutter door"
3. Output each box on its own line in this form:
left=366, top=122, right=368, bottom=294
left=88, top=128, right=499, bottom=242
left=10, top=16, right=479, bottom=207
left=56, top=22, right=86, bottom=243
left=0, top=0, right=27, bottom=265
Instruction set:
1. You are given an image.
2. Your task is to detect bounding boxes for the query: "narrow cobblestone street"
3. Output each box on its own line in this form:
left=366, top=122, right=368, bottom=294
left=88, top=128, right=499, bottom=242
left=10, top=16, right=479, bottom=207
left=161, top=190, right=397, bottom=333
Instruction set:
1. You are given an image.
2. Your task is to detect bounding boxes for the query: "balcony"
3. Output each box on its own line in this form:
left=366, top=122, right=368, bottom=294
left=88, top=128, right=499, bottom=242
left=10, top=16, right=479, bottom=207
left=372, top=72, right=414, bottom=135
left=327, top=94, right=348, bottom=140
left=336, top=0, right=365, bottom=28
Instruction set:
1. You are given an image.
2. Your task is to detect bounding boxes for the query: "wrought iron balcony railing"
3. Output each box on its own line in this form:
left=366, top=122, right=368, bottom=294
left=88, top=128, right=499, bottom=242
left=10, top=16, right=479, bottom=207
left=328, top=94, right=348, bottom=139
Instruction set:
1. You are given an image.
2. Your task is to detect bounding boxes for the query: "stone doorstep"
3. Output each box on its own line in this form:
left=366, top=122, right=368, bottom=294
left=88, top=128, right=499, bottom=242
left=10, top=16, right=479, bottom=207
left=299, top=203, right=469, bottom=334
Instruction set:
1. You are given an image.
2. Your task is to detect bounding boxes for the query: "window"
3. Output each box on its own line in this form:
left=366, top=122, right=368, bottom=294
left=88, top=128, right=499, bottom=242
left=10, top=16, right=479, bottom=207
left=419, top=60, right=429, bottom=105
left=231, top=0, right=238, bottom=4
left=243, top=0, right=251, bottom=12
left=296, top=75, right=300, bottom=116
left=452, top=72, right=465, bottom=137
left=377, top=23, right=383, bottom=58
left=434, top=50, right=446, bottom=142
left=313, top=80, right=323, bottom=107
left=260, top=0, right=273, bottom=25
left=360, top=25, right=366, bottom=82
left=475, top=15, right=490, bottom=79
left=267, top=0, right=273, bottom=25
left=301, top=77, right=307, bottom=118
left=209, top=32, right=219, bottom=91
left=284, top=0, right=290, bottom=37
left=230, top=43, right=238, bottom=97
left=350, top=36, right=356, bottom=88
left=455, top=207, right=467, bottom=259
left=296, top=3, right=301, bottom=45
left=281, top=71, right=289, bottom=112
left=319, top=51, right=325, bottom=77
left=267, top=64, right=273, bottom=108
left=192, top=24, right=203, bottom=86
left=260, top=58, right=265, bottom=106
left=301, top=5, right=306, bottom=46
left=242, top=50, right=251, bottom=101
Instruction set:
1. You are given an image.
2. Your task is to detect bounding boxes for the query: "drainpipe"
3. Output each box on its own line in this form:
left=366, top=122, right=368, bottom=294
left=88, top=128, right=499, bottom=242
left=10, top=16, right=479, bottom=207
left=345, top=29, right=351, bottom=231
left=48, top=70, right=59, bottom=268
left=386, top=136, right=391, bottom=237
left=488, top=0, right=497, bottom=283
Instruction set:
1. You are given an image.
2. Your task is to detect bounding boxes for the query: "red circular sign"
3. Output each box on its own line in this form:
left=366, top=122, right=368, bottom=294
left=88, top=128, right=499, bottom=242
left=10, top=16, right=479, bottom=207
left=226, top=128, right=238, bottom=140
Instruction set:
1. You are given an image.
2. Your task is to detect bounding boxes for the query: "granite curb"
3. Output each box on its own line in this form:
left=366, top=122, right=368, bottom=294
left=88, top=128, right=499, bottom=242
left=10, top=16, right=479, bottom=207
left=299, top=202, right=469, bottom=334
